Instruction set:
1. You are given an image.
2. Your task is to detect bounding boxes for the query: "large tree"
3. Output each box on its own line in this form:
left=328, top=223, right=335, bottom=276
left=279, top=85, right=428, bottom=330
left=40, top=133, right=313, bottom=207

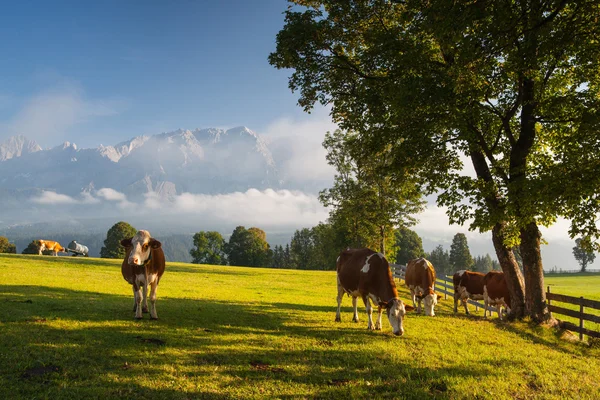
left=270, top=0, right=600, bottom=322
left=100, top=221, right=137, bottom=259
left=226, top=226, right=272, bottom=267
left=190, top=231, right=227, bottom=265
left=449, top=233, right=474, bottom=272
left=394, top=227, right=425, bottom=265
left=426, top=245, right=451, bottom=277
left=572, top=238, right=596, bottom=272
left=320, top=129, right=425, bottom=258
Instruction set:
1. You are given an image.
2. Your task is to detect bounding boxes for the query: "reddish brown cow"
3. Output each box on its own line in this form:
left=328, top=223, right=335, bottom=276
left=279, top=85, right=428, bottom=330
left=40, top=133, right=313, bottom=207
left=453, top=270, right=485, bottom=315
left=405, top=258, right=439, bottom=316
left=121, top=230, right=166, bottom=320
left=335, top=248, right=413, bottom=336
left=483, top=271, right=511, bottom=319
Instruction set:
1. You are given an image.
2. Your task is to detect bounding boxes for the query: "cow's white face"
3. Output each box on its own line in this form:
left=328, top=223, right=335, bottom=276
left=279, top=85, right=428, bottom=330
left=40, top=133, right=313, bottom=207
left=124, top=230, right=153, bottom=266
left=387, top=299, right=407, bottom=336
left=423, top=293, right=438, bottom=316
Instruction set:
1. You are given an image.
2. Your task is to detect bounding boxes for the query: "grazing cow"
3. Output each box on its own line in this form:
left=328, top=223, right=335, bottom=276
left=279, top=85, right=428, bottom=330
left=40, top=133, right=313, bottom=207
left=38, top=240, right=66, bottom=256
left=120, top=230, right=166, bottom=320
left=453, top=270, right=485, bottom=315
left=335, top=248, right=413, bottom=336
left=405, top=258, right=439, bottom=316
left=483, top=271, right=511, bottom=319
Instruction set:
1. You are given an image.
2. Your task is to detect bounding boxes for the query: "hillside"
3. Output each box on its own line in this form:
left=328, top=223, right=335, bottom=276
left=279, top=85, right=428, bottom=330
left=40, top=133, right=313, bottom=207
left=0, top=254, right=598, bottom=399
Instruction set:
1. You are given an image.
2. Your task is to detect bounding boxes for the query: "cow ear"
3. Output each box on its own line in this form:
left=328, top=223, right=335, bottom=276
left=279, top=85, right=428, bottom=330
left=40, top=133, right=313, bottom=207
left=120, top=238, right=132, bottom=248
left=404, top=304, right=415, bottom=312
left=436, top=293, right=443, bottom=301
left=150, top=239, right=162, bottom=249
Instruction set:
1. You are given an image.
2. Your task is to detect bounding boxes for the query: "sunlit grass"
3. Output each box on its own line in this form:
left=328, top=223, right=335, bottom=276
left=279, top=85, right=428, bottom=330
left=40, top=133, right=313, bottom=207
left=0, top=254, right=599, bottom=399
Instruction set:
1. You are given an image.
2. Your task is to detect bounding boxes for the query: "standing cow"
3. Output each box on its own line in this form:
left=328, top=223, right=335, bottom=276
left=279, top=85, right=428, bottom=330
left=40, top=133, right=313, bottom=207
left=405, top=258, right=439, bottom=316
left=335, top=248, right=413, bottom=336
left=453, top=270, right=485, bottom=315
left=121, top=230, right=166, bottom=320
left=483, top=271, right=511, bottom=319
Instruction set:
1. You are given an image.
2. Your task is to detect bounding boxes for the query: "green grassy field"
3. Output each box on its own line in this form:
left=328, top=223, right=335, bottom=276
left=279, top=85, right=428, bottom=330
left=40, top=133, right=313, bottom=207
left=1, top=254, right=599, bottom=399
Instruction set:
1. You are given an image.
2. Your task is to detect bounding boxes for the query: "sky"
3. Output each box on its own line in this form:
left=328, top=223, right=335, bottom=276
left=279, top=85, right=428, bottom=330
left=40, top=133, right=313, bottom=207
left=0, top=1, right=587, bottom=269
left=0, top=0, right=313, bottom=148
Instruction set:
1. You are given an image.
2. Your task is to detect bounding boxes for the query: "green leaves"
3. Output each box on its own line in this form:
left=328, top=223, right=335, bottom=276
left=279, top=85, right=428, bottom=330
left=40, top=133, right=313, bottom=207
left=100, top=221, right=137, bottom=259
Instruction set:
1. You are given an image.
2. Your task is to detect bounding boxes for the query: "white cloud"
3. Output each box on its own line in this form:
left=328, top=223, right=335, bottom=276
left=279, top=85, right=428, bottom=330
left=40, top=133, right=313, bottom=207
left=262, top=109, right=337, bottom=188
left=0, top=80, right=126, bottom=146
left=30, top=191, right=80, bottom=205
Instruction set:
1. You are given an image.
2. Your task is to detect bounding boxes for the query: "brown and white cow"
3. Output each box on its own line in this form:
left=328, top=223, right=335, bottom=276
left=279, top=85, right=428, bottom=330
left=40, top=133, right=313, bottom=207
left=38, top=240, right=66, bottom=256
left=453, top=270, right=485, bottom=315
left=335, top=248, right=413, bottom=336
left=483, top=270, right=511, bottom=319
left=405, top=258, right=439, bottom=316
left=121, top=230, right=166, bottom=320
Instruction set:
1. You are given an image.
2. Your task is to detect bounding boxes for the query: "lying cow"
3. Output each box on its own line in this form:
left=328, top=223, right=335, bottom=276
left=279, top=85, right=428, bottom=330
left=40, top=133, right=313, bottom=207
left=483, top=270, right=511, bottom=319
left=453, top=270, right=485, bottom=315
left=405, top=258, right=439, bottom=316
left=38, top=240, right=66, bottom=256
left=121, top=230, right=165, bottom=319
left=335, top=248, right=413, bottom=336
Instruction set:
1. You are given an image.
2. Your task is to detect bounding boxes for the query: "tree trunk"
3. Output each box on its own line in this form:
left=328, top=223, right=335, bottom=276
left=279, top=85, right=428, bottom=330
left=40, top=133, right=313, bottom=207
left=492, top=223, right=526, bottom=320
left=520, top=222, right=555, bottom=324
left=380, top=225, right=385, bottom=255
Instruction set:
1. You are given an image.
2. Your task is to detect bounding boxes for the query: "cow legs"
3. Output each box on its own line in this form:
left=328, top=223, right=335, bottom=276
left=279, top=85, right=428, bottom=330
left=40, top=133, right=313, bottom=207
left=132, top=286, right=137, bottom=312
left=134, top=285, right=143, bottom=319
left=149, top=281, right=159, bottom=320
left=362, top=295, right=374, bottom=330
left=142, top=282, right=149, bottom=313
left=463, top=299, right=470, bottom=315
left=453, top=292, right=459, bottom=313
left=335, top=278, right=344, bottom=322
left=410, top=290, right=418, bottom=313
left=375, top=306, right=383, bottom=330
left=352, top=296, right=359, bottom=322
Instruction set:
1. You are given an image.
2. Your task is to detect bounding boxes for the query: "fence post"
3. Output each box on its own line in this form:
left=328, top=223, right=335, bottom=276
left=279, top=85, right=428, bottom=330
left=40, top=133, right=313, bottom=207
left=579, top=297, right=584, bottom=341
left=547, top=286, right=551, bottom=318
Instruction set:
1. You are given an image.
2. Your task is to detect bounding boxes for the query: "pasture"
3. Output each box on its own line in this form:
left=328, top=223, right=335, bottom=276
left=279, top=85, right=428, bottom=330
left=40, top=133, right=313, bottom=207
left=0, top=254, right=599, bottom=399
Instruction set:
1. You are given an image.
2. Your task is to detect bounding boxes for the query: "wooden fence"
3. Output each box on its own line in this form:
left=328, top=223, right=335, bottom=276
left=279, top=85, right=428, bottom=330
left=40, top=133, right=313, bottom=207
left=390, top=264, right=496, bottom=313
left=547, top=286, right=600, bottom=340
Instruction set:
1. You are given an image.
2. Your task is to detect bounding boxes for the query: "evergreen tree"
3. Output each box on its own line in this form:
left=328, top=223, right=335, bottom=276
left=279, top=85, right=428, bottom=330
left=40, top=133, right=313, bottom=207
left=573, top=238, right=596, bottom=272
left=290, top=228, right=314, bottom=269
left=394, top=227, right=425, bottom=265
left=449, top=233, right=474, bottom=272
left=427, top=245, right=451, bottom=277
left=100, top=221, right=137, bottom=259
left=190, top=231, right=227, bottom=265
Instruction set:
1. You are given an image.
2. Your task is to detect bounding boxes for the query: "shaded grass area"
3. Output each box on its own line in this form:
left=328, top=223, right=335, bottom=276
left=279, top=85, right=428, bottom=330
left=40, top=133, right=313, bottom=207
left=0, top=254, right=599, bottom=399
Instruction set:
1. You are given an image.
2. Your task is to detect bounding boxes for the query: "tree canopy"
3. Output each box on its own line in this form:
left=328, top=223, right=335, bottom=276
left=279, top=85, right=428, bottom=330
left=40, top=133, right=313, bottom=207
left=100, top=221, right=137, bottom=259
left=572, top=238, right=596, bottom=272
left=394, top=227, right=425, bottom=265
left=225, top=226, right=272, bottom=267
left=270, top=0, right=600, bottom=322
left=190, top=231, right=227, bottom=265
left=0, top=236, right=16, bottom=254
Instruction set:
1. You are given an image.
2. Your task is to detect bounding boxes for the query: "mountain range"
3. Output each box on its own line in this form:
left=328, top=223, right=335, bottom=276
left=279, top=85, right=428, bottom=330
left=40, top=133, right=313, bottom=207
left=0, top=127, right=279, bottom=201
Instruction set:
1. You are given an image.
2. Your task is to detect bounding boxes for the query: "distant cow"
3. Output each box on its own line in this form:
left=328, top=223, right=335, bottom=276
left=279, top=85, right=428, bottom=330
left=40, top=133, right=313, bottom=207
left=483, top=271, right=511, bottom=319
left=453, top=270, right=485, bottom=315
left=121, top=230, right=166, bottom=319
left=38, top=240, right=66, bottom=256
left=335, top=248, right=413, bottom=336
left=405, top=258, right=439, bottom=316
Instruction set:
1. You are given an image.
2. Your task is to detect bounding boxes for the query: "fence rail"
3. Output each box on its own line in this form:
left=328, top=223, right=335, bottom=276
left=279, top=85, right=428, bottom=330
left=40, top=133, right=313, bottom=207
left=547, top=286, right=600, bottom=340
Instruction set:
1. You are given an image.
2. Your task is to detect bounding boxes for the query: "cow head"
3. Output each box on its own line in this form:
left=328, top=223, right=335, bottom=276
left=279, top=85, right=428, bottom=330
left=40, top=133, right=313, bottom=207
left=120, top=230, right=162, bottom=266
left=386, top=298, right=408, bottom=336
left=423, top=291, right=438, bottom=316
